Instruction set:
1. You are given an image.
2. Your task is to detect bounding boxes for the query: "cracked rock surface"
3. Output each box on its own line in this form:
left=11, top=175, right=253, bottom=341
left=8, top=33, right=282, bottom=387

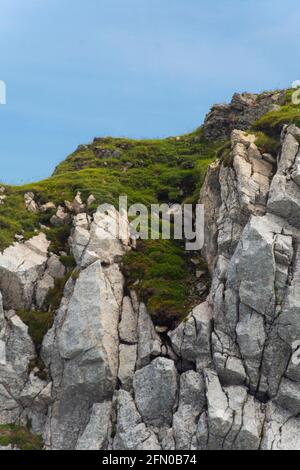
left=2, top=124, right=300, bottom=450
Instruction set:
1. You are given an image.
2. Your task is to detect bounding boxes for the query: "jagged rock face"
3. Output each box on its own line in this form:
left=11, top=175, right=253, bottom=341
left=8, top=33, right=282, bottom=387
left=3, top=122, right=300, bottom=450
left=0, top=293, right=49, bottom=430
left=196, top=124, right=300, bottom=449
left=70, top=206, right=130, bottom=267
left=200, top=130, right=275, bottom=273
left=0, top=234, right=50, bottom=310
left=203, top=91, right=286, bottom=141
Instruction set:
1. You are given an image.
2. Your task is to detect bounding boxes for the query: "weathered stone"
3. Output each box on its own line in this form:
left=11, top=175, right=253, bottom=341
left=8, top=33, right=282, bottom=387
left=168, top=301, right=212, bottom=368
left=87, top=194, right=96, bottom=206
left=72, top=192, right=86, bottom=214
left=79, top=206, right=130, bottom=267
left=45, top=260, right=120, bottom=449
left=113, top=390, right=160, bottom=450
left=50, top=206, right=71, bottom=227
left=275, top=378, right=300, bottom=415
left=133, top=357, right=178, bottom=427
left=24, top=192, right=38, bottom=213
left=19, top=373, right=52, bottom=409
left=173, top=371, right=205, bottom=450
left=204, top=369, right=233, bottom=444
left=0, top=233, right=50, bottom=310
left=212, top=330, right=247, bottom=386
left=76, top=402, right=112, bottom=450
left=261, top=403, right=300, bottom=450
left=118, top=343, right=137, bottom=392
left=40, top=201, right=56, bottom=212
left=136, top=303, right=161, bottom=369
left=119, top=297, right=138, bottom=344
left=46, top=254, right=66, bottom=279
left=203, top=91, right=285, bottom=141
left=35, top=273, right=55, bottom=309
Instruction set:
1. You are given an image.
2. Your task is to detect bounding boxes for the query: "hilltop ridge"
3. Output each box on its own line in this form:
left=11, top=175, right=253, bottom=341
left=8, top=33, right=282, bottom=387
left=1, top=86, right=300, bottom=449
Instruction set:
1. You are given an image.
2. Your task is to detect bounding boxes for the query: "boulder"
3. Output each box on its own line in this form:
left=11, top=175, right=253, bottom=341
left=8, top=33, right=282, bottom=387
left=113, top=390, right=161, bottom=450
left=133, top=357, right=178, bottom=427
left=46, top=260, right=121, bottom=449
left=0, top=233, right=50, bottom=310
left=24, top=192, right=38, bottom=213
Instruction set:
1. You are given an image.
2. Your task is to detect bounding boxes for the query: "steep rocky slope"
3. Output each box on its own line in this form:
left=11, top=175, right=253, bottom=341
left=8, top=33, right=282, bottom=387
left=1, top=89, right=300, bottom=450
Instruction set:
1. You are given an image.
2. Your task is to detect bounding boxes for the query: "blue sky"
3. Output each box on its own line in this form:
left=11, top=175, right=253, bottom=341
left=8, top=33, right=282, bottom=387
left=0, top=0, right=300, bottom=184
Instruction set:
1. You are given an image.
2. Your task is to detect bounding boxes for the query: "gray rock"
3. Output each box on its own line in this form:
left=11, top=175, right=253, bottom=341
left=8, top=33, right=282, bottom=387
left=118, top=343, right=137, bottom=392
left=173, top=371, right=205, bottom=450
left=275, top=378, right=300, bottom=415
left=24, top=192, right=38, bottom=213
left=79, top=206, right=130, bottom=267
left=113, top=390, right=160, bottom=450
left=136, top=303, right=161, bottom=369
left=87, top=194, right=96, bottom=206
left=203, top=90, right=285, bottom=140
left=168, top=301, right=212, bottom=368
left=119, top=296, right=138, bottom=344
left=46, top=254, right=66, bottom=279
left=212, top=330, right=247, bottom=386
left=40, top=202, right=56, bottom=212
left=50, top=206, right=71, bottom=226
left=0, top=233, right=50, bottom=310
left=261, top=403, right=300, bottom=450
left=19, top=373, right=52, bottom=409
left=204, top=369, right=234, bottom=443
left=76, top=402, right=112, bottom=450
left=35, top=273, right=55, bottom=309
left=133, top=357, right=178, bottom=427
left=45, top=260, right=121, bottom=449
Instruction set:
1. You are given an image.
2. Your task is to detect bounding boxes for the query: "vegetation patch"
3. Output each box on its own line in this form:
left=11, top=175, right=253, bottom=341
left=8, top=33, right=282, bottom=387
left=252, top=93, right=300, bottom=138
left=253, top=131, right=281, bottom=155
left=0, top=129, right=224, bottom=324
left=123, top=240, right=210, bottom=327
left=216, top=140, right=232, bottom=167
left=59, top=254, right=76, bottom=269
left=0, top=130, right=221, bottom=253
left=17, top=310, right=55, bottom=351
left=0, top=424, right=43, bottom=450
left=46, top=225, right=71, bottom=254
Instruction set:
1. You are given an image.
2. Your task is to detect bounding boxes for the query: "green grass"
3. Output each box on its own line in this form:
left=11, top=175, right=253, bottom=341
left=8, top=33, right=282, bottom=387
left=0, top=131, right=220, bottom=253
left=44, top=273, right=73, bottom=311
left=2, top=95, right=298, bottom=325
left=0, top=130, right=223, bottom=324
left=253, top=131, right=281, bottom=155
left=123, top=240, right=210, bottom=327
left=59, top=254, right=76, bottom=269
left=0, top=424, right=43, bottom=450
left=252, top=89, right=300, bottom=138
left=2, top=92, right=298, bottom=324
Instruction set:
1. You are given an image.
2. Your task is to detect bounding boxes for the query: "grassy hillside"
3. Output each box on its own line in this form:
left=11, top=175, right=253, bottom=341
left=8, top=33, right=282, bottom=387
left=0, top=129, right=220, bottom=325
left=1, top=89, right=299, bottom=325
left=0, top=130, right=219, bottom=248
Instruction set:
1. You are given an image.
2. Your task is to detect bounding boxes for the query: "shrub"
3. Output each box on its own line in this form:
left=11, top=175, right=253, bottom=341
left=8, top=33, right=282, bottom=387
left=0, top=424, right=43, bottom=450
left=59, top=255, right=76, bottom=268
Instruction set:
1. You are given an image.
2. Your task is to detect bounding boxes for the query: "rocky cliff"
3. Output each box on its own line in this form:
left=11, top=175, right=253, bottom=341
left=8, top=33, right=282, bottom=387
left=1, top=89, right=300, bottom=450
